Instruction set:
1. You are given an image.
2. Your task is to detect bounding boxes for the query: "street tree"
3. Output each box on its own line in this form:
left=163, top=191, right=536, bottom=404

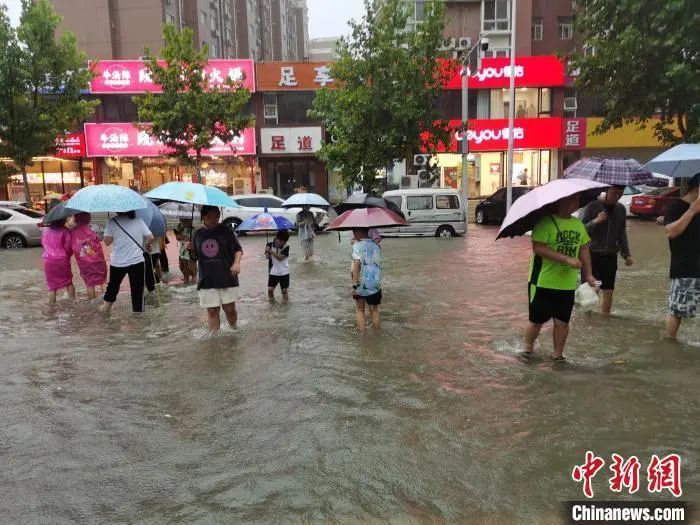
left=134, top=24, right=255, bottom=182
left=0, top=0, right=96, bottom=203
left=572, top=0, right=700, bottom=145
left=309, top=0, right=454, bottom=193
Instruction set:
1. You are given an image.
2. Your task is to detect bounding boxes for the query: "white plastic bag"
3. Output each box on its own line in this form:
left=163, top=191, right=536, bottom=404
left=575, top=283, right=599, bottom=311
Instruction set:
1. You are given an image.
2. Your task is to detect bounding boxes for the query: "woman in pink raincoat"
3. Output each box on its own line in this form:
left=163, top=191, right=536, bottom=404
left=70, top=213, right=107, bottom=299
left=41, top=218, right=76, bottom=306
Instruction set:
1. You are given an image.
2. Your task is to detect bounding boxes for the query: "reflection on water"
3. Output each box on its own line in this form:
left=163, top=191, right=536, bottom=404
left=0, top=222, right=698, bottom=523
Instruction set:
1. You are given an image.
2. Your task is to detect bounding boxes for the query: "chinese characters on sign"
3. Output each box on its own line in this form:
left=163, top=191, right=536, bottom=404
left=260, top=127, right=323, bottom=155
left=55, top=132, right=86, bottom=158
left=562, top=118, right=587, bottom=149
left=313, top=66, right=333, bottom=87
left=279, top=66, right=298, bottom=87
left=572, top=451, right=682, bottom=499
left=256, top=62, right=335, bottom=91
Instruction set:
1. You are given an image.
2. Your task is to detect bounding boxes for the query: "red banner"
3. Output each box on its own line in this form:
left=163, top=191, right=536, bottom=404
left=562, top=118, right=587, bottom=149
left=428, top=117, right=563, bottom=152
left=442, top=56, right=565, bottom=89
left=84, top=123, right=256, bottom=157
left=89, top=59, right=256, bottom=94
left=55, top=132, right=86, bottom=158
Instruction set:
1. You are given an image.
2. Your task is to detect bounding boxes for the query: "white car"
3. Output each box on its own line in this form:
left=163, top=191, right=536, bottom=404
left=0, top=206, right=43, bottom=248
left=220, top=194, right=330, bottom=232
left=573, top=185, right=645, bottom=219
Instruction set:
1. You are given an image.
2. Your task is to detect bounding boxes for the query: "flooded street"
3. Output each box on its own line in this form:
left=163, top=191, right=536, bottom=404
left=0, top=221, right=697, bottom=523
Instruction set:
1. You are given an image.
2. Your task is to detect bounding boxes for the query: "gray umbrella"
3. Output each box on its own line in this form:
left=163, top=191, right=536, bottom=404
left=41, top=202, right=80, bottom=226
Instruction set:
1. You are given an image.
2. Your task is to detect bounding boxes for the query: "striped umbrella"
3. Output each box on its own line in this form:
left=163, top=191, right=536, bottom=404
left=564, top=157, right=653, bottom=186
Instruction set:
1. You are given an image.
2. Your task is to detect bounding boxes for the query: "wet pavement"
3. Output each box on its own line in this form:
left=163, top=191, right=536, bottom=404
left=0, top=222, right=698, bottom=523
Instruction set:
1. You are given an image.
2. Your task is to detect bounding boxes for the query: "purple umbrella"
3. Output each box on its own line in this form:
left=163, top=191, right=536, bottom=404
left=564, top=157, right=653, bottom=186
left=497, top=178, right=611, bottom=239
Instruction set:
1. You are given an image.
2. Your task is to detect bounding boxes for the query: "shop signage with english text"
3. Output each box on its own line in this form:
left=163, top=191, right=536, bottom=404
left=89, top=60, right=256, bottom=94
left=84, top=123, right=256, bottom=157
left=442, top=56, right=565, bottom=89
left=260, top=127, right=323, bottom=154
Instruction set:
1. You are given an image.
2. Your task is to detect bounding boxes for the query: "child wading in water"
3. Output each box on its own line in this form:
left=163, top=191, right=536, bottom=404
left=41, top=218, right=76, bottom=306
left=70, top=213, right=107, bottom=299
left=265, top=230, right=290, bottom=300
left=175, top=218, right=198, bottom=284
left=351, top=227, right=382, bottom=334
left=524, top=195, right=596, bottom=361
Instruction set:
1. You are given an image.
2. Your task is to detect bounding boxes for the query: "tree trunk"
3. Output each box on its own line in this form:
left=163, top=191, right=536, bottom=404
left=22, top=167, right=31, bottom=205
left=196, top=151, right=202, bottom=184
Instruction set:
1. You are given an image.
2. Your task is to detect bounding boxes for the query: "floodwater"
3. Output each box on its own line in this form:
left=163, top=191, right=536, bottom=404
left=0, top=222, right=697, bottom=524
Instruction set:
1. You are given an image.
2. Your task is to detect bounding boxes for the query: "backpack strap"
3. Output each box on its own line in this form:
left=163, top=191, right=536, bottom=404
left=112, top=217, right=148, bottom=255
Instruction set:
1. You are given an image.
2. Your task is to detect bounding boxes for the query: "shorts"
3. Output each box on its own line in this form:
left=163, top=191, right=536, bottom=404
left=528, top=285, right=575, bottom=324
left=591, top=252, right=618, bottom=290
left=355, top=290, right=382, bottom=306
left=268, top=274, right=290, bottom=289
left=668, top=278, right=700, bottom=318
left=198, top=287, right=239, bottom=308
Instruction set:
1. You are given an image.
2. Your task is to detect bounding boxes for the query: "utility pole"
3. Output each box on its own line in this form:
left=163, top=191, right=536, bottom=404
left=505, top=0, right=517, bottom=212
left=460, top=56, right=470, bottom=233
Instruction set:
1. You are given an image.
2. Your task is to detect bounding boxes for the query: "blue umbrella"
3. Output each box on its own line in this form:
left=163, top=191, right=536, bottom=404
left=281, top=193, right=330, bottom=208
left=641, top=144, right=700, bottom=178
left=136, top=199, right=167, bottom=238
left=144, top=181, right=240, bottom=207
left=236, top=209, right=295, bottom=234
left=66, top=184, right=147, bottom=212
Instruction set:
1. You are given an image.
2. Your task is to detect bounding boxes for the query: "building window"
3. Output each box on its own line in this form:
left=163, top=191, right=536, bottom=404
left=559, top=16, right=573, bottom=40
left=165, top=13, right=175, bottom=25
left=484, top=0, right=510, bottom=31
left=263, top=93, right=278, bottom=124
left=200, top=10, right=207, bottom=25
left=484, top=48, right=509, bottom=58
left=210, top=41, right=219, bottom=57
left=583, top=44, right=597, bottom=56
left=415, top=1, right=425, bottom=22
left=531, top=17, right=543, bottom=40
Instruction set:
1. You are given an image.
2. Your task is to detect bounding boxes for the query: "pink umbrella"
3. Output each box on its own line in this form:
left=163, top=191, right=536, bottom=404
left=497, top=178, right=610, bottom=239
left=326, top=207, right=406, bottom=231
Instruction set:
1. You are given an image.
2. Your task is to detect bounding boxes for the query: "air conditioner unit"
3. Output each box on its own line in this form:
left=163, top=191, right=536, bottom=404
left=413, top=154, right=429, bottom=166
left=401, top=175, right=418, bottom=189
left=417, top=169, right=429, bottom=180
left=457, top=37, right=471, bottom=49
left=564, top=97, right=578, bottom=111
left=439, top=37, right=456, bottom=50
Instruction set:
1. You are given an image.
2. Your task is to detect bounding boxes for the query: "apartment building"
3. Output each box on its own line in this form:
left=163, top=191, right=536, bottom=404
left=51, top=0, right=309, bottom=60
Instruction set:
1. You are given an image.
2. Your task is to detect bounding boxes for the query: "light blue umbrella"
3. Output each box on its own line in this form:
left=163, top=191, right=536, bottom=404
left=144, top=181, right=240, bottom=208
left=281, top=193, right=330, bottom=208
left=641, top=144, right=700, bottom=178
left=66, top=184, right=147, bottom=212
left=136, top=199, right=167, bottom=238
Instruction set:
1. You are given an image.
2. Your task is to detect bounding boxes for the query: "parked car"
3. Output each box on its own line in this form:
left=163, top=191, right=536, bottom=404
left=380, top=188, right=466, bottom=237
left=475, top=186, right=533, bottom=225
left=630, top=187, right=680, bottom=219
left=0, top=206, right=44, bottom=248
left=0, top=200, right=32, bottom=209
left=220, top=194, right=330, bottom=232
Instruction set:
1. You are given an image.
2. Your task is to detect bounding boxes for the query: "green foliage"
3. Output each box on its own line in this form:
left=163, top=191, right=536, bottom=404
left=309, top=0, right=453, bottom=192
left=572, top=0, right=700, bottom=145
left=133, top=25, right=255, bottom=181
left=0, top=0, right=97, bottom=202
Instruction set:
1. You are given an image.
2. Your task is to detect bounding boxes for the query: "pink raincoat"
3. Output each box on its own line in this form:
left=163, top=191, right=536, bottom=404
left=41, top=226, right=73, bottom=291
left=70, top=214, right=107, bottom=287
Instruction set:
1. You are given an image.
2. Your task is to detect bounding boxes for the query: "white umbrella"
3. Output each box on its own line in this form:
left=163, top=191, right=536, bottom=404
left=641, top=144, right=700, bottom=178
left=281, top=193, right=330, bottom=208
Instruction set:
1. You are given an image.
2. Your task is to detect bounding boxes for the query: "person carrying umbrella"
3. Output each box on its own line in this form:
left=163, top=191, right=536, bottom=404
left=265, top=230, right=291, bottom=300
left=70, top=213, right=107, bottom=300
left=663, top=173, right=700, bottom=339
left=186, top=205, right=243, bottom=332
left=296, top=205, right=318, bottom=262
left=580, top=187, right=633, bottom=314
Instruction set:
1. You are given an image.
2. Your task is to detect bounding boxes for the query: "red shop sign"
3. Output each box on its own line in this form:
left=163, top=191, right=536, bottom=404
left=427, top=117, right=563, bottom=152
left=84, top=123, right=256, bottom=157
left=55, top=132, right=86, bottom=158
left=562, top=118, right=587, bottom=149
left=89, top=59, right=256, bottom=94
left=442, top=56, right=565, bottom=89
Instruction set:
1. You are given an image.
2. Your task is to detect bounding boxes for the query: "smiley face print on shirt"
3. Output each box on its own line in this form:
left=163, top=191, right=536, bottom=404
left=201, top=238, right=220, bottom=258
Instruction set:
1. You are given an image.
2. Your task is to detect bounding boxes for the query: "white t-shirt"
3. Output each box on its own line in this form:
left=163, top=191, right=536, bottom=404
left=104, top=216, right=152, bottom=267
left=267, top=242, right=290, bottom=276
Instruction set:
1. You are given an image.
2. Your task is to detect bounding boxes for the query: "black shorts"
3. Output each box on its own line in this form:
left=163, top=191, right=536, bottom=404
left=268, top=274, right=290, bottom=289
left=528, top=285, right=575, bottom=324
left=355, top=290, right=382, bottom=306
left=590, top=252, right=618, bottom=290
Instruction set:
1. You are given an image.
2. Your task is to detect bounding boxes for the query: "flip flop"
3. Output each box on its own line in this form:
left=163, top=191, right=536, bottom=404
left=551, top=356, right=566, bottom=362
left=518, top=351, right=535, bottom=361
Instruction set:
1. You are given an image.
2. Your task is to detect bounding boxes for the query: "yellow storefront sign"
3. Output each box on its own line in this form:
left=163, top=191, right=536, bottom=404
left=585, top=118, right=665, bottom=148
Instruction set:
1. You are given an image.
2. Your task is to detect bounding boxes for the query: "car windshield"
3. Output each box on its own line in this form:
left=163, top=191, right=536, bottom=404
left=14, top=208, right=44, bottom=219
left=645, top=187, right=672, bottom=196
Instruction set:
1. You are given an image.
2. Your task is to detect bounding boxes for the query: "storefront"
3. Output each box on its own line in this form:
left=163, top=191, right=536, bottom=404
left=84, top=123, right=257, bottom=194
left=258, top=126, right=328, bottom=198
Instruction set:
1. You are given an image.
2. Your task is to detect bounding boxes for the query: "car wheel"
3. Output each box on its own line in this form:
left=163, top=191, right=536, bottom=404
left=2, top=233, right=27, bottom=249
left=476, top=209, right=486, bottom=225
left=223, top=217, right=244, bottom=235
left=436, top=225, right=456, bottom=238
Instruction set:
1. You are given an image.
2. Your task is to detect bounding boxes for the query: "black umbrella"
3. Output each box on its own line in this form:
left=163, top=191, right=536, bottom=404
left=41, top=202, right=80, bottom=226
left=333, top=193, right=405, bottom=219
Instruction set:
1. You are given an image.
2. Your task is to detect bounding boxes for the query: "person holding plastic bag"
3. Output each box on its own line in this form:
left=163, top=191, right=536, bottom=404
left=523, top=195, right=596, bottom=362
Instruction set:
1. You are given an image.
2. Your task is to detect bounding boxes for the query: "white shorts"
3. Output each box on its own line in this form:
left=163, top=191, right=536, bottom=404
left=198, top=287, right=239, bottom=308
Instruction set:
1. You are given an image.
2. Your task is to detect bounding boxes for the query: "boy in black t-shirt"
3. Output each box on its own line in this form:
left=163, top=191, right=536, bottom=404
left=664, top=173, right=700, bottom=339
left=265, top=230, right=290, bottom=300
left=188, top=206, right=243, bottom=331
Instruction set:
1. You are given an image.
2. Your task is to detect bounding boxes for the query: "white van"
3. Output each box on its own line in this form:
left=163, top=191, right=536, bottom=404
left=380, top=189, right=466, bottom=237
